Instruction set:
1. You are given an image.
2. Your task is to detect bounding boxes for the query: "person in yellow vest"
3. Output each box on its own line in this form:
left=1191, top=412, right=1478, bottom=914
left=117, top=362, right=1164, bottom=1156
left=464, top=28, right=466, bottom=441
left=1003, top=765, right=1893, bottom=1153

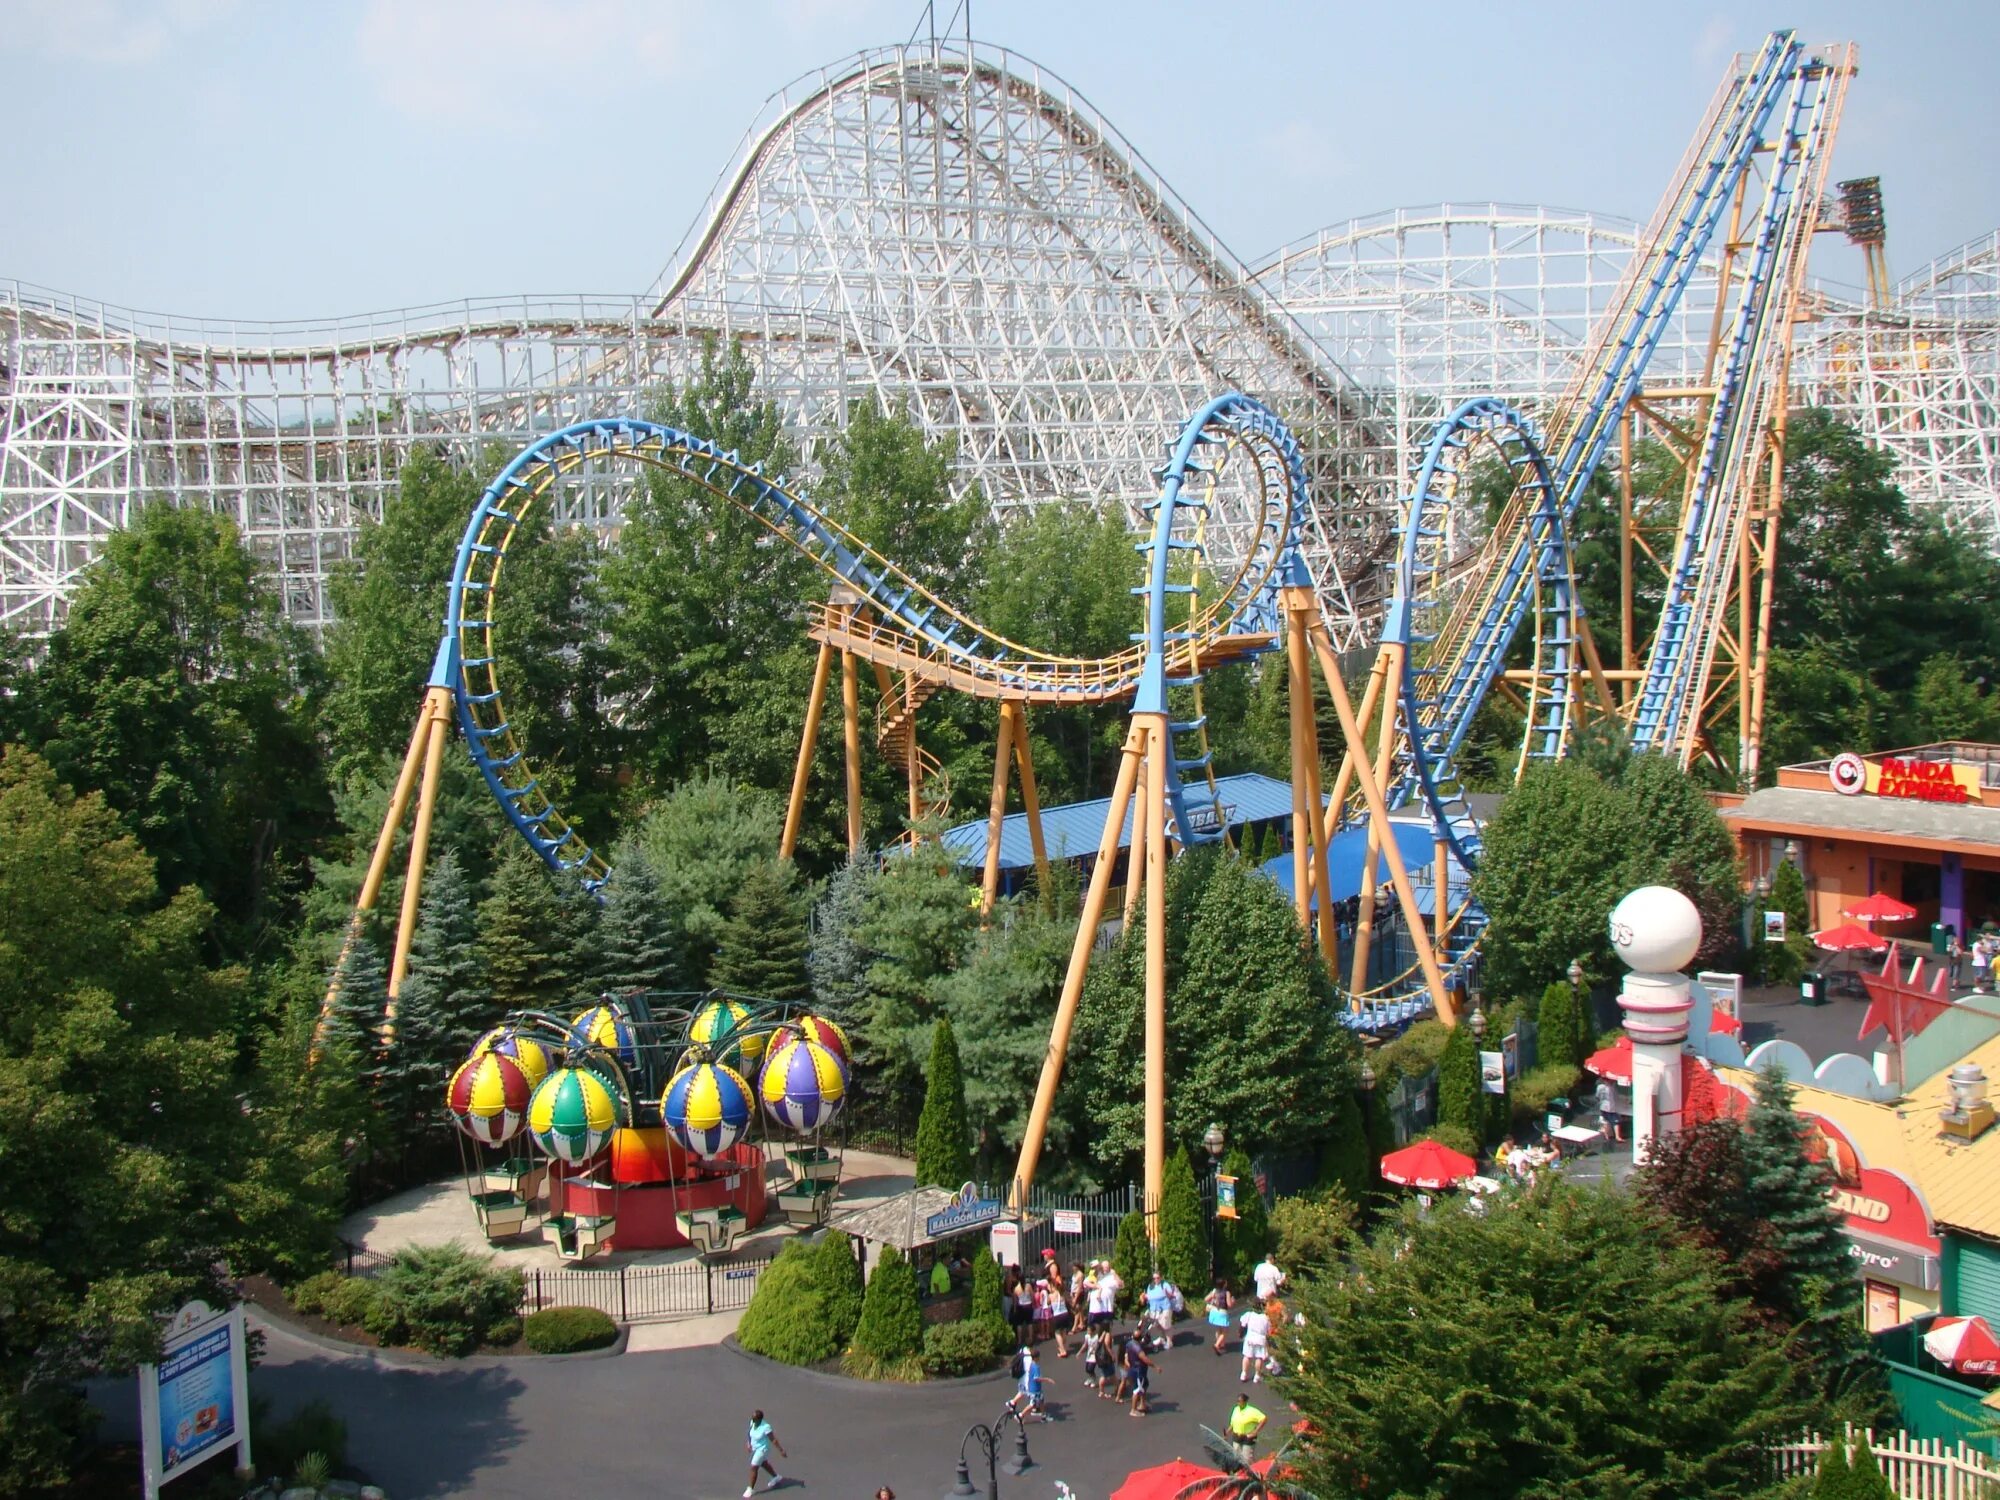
left=1228, top=1392, right=1267, bottom=1466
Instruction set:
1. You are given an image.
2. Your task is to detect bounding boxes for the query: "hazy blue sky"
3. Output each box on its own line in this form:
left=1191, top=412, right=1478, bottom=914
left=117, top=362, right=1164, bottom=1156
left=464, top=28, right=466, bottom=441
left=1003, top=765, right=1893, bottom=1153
left=4, top=0, right=1993, bottom=320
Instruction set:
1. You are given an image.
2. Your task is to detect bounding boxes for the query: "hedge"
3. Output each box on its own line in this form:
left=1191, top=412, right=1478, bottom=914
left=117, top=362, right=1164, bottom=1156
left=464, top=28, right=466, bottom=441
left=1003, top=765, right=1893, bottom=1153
left=922, top=1320, right=1002, bottom=1377
left=738, top=1242, right=842, bottom=1366
left=373, top=1244, right=525, bottom=1358
left=524, top=1306, right=618, bottom=1354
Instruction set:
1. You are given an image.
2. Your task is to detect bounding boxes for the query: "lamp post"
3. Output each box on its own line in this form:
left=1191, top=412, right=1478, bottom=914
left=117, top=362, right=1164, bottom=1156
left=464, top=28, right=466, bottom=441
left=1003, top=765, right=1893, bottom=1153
left=1203, top=1121, right=1227, bottom=1280
left=1470, top=1006, right=1487, bottom=1041
left=943, top=1410, right=1035, bottom=1500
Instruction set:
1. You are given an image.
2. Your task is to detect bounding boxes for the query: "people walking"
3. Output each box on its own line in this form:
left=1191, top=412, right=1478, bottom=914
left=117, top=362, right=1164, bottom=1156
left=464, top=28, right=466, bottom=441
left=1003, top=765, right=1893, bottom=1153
left=1042, top=1261, right=1071, bottom=1358
left=1006, top=1343, right=1048, bottom=1422
left=1227, top=1393, right=1268, bottom=1466
left=1239, top=1299, right=1272, bottom=1384
left=1251, top=1253, right=1285, bottom=1304
left=1120, top=1327, right=1154, bottom=1416
left=744, top=1410, right=787, bottom=1497
left=1204, top=1277, right=1234, bottom=1355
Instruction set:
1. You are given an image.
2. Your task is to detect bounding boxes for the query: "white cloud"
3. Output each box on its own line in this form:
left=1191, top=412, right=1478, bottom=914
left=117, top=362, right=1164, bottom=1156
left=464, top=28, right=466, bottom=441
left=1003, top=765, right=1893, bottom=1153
left=355, top=0, right=714, bottom=132
left=1261, top=119, right=1349, bottom=183
left=3, top=0, right=238, bottom=65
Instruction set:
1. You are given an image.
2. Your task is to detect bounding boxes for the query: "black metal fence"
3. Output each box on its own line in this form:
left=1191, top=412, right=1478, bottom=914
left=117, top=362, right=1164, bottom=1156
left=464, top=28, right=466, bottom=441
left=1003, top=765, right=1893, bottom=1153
left=978, top=1180, right=1139, bottom=1270
left=523, top=1255, right=772, bottom=1324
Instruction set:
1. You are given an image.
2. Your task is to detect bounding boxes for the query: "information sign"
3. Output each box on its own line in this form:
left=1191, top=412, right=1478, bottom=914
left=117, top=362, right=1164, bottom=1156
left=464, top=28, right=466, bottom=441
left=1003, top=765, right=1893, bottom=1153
left=139, top=1301, right=250, bottom=1497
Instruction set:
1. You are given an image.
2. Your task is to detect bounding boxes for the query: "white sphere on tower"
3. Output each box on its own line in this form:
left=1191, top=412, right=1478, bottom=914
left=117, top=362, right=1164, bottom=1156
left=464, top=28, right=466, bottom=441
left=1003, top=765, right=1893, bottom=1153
left=1608, top=885, right=1702, bottom=975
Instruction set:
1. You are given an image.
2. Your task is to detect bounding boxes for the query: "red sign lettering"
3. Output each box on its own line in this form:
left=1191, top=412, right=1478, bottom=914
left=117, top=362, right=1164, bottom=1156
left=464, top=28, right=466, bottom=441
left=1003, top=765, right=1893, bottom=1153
left=1876, top=758, right=1971, bottom=804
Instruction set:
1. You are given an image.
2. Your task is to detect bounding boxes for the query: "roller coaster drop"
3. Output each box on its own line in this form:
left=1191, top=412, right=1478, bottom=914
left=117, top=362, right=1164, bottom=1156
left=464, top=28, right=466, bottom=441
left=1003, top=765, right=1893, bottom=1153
left=341, top=32, right=1851, bottom=1226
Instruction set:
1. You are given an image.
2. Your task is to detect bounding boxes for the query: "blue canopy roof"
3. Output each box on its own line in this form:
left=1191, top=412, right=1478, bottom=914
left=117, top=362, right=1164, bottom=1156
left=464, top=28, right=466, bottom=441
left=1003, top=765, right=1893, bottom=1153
left=941, top=772, right=1301, bottom=873
left=1257, top=821, right=1441, bottom=910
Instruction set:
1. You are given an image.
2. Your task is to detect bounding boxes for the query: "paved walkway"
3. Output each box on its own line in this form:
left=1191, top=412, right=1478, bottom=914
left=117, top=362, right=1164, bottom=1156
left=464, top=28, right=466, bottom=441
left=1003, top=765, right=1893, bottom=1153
left=93, top=1313, right=1264, bottom=1499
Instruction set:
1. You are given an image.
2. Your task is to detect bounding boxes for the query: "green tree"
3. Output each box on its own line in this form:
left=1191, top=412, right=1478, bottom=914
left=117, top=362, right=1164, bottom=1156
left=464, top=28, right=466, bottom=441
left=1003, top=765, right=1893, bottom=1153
left=1267, top=1188, right=1356, bottom=1277
left=968, top=1243, right=1011, bottom=1351
left=594, top=847, right=684, bottom=993
left=0, top=752, right=250, bottom=1490
left=1740, top=1069, right=1877, bottom=1406
left=1909, top=654, right=1999, bottom=744
left=1617, top=754, right=1743, bottom=967
left=913, top=1016, right=973, bottom=1189
left=818, top=401, right=990, bottom=603
left=852, top=1244, right=924, bottom=1362
left=1435, top=1020, right=1484, bottom=1139
left=13, top=502, right=329, bottom=947
left=1280, top=1180, right=1810, bottom=1500
left=1316, top=1091, right=1373, bottom=1203
left=1215, top=1148, right=1272, bottom=1289
left=737, top=1240, right=840, bottom=1366
left=1472, top=760, right=1644, bottom=997
left=632, top=773, right=784, bottom=988
left=1156, top=1147, right=1209, bottom=1294
left=1842, top=1436, right=1893, bottom=1500
left=856, top=832, right=976, bottom=1129
left=1111, top=1210, right=1153, bottom=1313
left=1757, top=858, right=1812, bottom=986
left=1812, top=1433, right=1852, bottom=1497
left=1763, top=643, right=1888, bottom=771
left=810, top=1231, right=866, bottom=1351
left=710, top=860, right=810, bottom=1000
left=478, top=843, right=587, bottom=1017
left=807, top=858, right=879, bottom=1014
left=1537, top=980, right=1587, bottom=1074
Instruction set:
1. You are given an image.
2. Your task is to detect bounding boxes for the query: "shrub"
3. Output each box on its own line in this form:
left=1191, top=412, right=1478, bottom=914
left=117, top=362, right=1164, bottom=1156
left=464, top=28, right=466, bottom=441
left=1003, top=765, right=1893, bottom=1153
left=361, top=1289, right=406, bottom=1345
left=1414, top=1123, right=1480, bottom=1160
left=252, top=1397, right=348, bottom=1482
left=1436, top=1023, right=1483, bottom=1140
left=483, top=1314, right=523, bottom=1348
left=922, top=1320, right=1002, bottom=1377
left=1375, top=1019, right=1450, bottom=1085
left=1316, top=1091, right=1372, bottom=1202
left=1269, top=1188, right=1357, bottom=1274
left=853, top=1244, right=924, bottom=1361
left=1112, top=1209, right=1153, bottom=1311
left=320, top=1275, right=383, bottom=1331
left=1216, top=1147, right=1270, bottom=1289
left=286, top=1270, right=345, bottom=1319
left=810, top=1231, right=865, bottom=1348
left=1537, top=980, right=1587, bottom=1072
left=1156, top=1147, right=1208, bottom=1294
left=1511, top=1063, right=1583, bottom=1132
left=738, top=1242, right=841, bottom=1366
left=524, top=1306, right=619, bottom=1354
left=968, top=1248, right=1010, bottom=1349
left=374, top=1244, right=525, bottom=1358
left=292, top=1452, right=334, bottom=1490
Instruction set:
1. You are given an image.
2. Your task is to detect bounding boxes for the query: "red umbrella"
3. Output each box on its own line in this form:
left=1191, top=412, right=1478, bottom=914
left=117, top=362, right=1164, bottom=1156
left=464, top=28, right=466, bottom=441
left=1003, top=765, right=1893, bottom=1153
left=1113, top=1459, right=1228, bottom=1500
left=1710, top=1009, right=1743, bottom=1036
left=1813, top=921, right=1890, bottom=953
left=1923, top=1315, right=2000, bottom=1376
left=1584, top=1036, right=1634, bottom=1085
left=1845, top=891, right=1918, bottom=923
left=1379, top=1139, right=1477, bottom=1190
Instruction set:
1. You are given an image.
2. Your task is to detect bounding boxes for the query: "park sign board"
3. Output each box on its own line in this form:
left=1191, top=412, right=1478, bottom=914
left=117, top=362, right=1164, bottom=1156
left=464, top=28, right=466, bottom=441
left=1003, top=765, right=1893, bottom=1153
left=926, top=1182, right=1004, bottom=1238
left=139, top=1300, right=251, bottom=1497
left=1829, top=751, right=1981, bottom=805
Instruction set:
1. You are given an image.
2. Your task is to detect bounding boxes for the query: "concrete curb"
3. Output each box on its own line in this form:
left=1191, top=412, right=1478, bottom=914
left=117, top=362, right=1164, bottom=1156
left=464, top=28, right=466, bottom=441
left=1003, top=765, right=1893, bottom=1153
left=248, top=1301, right=630, bottom=1368
left=720, top=1335, right=1011, bottom=1389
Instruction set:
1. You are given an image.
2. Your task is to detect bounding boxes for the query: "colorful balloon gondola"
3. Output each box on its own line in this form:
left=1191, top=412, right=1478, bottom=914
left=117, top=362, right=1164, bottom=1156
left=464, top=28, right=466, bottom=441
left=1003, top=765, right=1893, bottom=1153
left=759, top=1033, right=848, bottom=1133
left=661, top=1059, right=755, bottom=1158
left=446, top=1050, right=531, bottom=1147
left=471, top=1025, right=554, bottom=1089
left=527, top=1064, right=620, bottom=1166
left=689, top=996, right=767, bottom=1070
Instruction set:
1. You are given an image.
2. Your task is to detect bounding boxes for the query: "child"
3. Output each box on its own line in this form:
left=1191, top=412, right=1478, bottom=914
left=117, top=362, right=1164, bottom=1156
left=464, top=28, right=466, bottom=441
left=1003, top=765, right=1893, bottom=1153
left=1079, top=1326, right=1106, bottom=1389
left=1006, top=1344, right=1048, bottom=1422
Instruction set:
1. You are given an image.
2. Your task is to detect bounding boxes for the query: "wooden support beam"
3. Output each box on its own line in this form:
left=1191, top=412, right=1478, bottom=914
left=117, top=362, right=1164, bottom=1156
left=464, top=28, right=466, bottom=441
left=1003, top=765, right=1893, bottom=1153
left=980, top=700, right=1019, bottom=918
left=1011, top=705, right=1052, bottom=899
left=840, top=649, right=864, bottom=857
left=780, top=639, right=836, bottom=860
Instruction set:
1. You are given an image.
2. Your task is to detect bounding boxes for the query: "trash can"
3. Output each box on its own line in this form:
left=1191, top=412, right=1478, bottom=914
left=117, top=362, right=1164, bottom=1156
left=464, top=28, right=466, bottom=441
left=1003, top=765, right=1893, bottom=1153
left=1801, top=972, right=1826, bottom=1006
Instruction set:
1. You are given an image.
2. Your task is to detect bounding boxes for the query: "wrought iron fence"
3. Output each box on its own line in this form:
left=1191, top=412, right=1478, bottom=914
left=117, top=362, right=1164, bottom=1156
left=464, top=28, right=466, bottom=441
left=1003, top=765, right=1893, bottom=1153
left=522, top=1255, right=772, bottom=1324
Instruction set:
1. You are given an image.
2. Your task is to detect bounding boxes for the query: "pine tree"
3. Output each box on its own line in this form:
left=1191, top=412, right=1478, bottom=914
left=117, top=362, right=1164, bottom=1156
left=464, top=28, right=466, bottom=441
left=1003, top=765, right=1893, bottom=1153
left=325, top=925, right=389, bottom=1077
left=1112, top=1209, right=1153, bottom=1312
left=596, top=848, right=683, bottom=994
left=1436, top=1020, right=1484, bottom=1137
left=857, top=835, right=976, bottom=1127
left=913, top=1016, right=973, bottom=1188
left=968, top=1243, right=1011, bottom=1352
left=546, top=884, right=601, bottom=1013
left=408, top=851, right=492, bottom=1050
left=1156, top=1147, right=1209, bottom=1294
left=379, top=964, right=450, bottom=1164
left=1317, top=1091, right=1373, bottom=1203
left=711, top=859, right=810, bottom=1000
left=852, top=1243, right=923, bottom=1361
left=1537, top=979, right=1585, bottom=1074
left=1216, top=1147, right=1272, bottom=1289
left=479, top=842, right=573, bottom=1017
left=1812, top=1434, right=1851, bottom=1497
left=1844, top=1435, right=1892, bottom=1500
left=808, top=857, right=878, bottom=1013
left=1741, top=1068, right=1875, bottom=1403
left=811, top=1231, right=865, bottom=1350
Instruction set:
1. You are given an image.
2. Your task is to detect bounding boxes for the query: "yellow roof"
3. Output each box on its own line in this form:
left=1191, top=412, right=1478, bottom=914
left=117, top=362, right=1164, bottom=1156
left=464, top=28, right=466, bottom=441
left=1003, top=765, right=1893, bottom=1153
left=1718, top=1030, right=2000, bottom=1240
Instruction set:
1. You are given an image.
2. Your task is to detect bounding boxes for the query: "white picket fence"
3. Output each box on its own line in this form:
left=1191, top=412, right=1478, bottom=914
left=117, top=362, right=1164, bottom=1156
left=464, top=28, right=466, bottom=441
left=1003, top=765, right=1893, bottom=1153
left=1773, top=1428, right=1999, bottom=1498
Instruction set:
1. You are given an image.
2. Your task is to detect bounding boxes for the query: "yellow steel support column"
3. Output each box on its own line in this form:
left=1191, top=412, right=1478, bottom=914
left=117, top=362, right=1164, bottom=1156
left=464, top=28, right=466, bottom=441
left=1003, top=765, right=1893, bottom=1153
left=1347, top=641, right=1406, bottom=994
left=1012, top=707, right=1053, bottom=899
left=980, top=700, right=1020, bottom=918
left=1141, top=715, right=1170, bottom=1240
left=1284, top=588, right=1337, bottom=969
left=1322, top=649, right=1390, bottom=826
left=1434, top=833, right=1451, bottom=949
left=840, top=649, right=864, bottom=857
left=1124, top=736, right=1150, bottom=931
left=780, top=639, right=836, bottom=860
left=385, top=684, right=456, bottom=1036
left=1011, top=725, right=1145, bottom=1205
left=1286, top=619, right=1313, bottom=933
left=1311, top=629, right=1456, bottom=1024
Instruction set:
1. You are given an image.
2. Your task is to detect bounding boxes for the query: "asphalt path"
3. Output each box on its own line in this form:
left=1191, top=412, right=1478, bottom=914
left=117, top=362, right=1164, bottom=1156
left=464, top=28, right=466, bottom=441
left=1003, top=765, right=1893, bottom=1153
left=94, top=1315, right=1272, bottom=1499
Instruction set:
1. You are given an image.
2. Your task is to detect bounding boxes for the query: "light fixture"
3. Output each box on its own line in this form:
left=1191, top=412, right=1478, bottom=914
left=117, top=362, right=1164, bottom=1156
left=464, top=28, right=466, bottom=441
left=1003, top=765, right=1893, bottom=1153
left=1568, top=959, right=1585, bottom=990
left=944, top=1457, right=980, bottom=1500
left=1203, top=1121, right=1227, bottom=1160
left=1470, top=1008, right=1487, bottom=1040
left=1359, top=1060, right=1376, bottom=1093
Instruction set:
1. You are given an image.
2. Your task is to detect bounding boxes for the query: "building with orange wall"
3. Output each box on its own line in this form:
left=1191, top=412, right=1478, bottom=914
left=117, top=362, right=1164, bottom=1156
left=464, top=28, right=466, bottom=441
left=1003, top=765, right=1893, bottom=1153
left=1720, top=744, right=2000, bottom=940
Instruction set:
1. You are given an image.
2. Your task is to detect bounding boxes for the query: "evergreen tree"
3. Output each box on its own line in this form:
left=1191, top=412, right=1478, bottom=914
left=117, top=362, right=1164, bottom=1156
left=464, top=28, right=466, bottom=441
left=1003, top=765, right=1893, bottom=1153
left=857, top=833, right=976, bottom=1127
left=810, top=1231, right=866, bottom=1350
left=379, top=963, right=452, bottom=1166
left=479, top=842, right=576, bottom=1017
left=1741, top=1069, right=1876, bottom=1403
left=1216, top=1147, right=1271, bottom=1289
left=1537, top=979, right=1587, bottom=1074
left=1112, top=1209, right=1153, bottom=1312
left=1812, top=1433, right=1851, bottom=1497
left=1844, top=1436, right=1893, bottom=1500
left=1759, top=858, right=1812, bottom=985
left=1156, top=1147, right=1209, bottom=1295
left=595, top=847, right=684, bottom=993
left=325, top=925, right=390, bottom=1083
left=634, top=773, right=784, bottom=986
left=914, top=1016, right=973, bottom=1188
left=1316, top=1091, right=1373, bottom=1203
left=711, top=859, right=810, bottom=1000
left=406, top=851, right=491, bottom=1048
left=852, top=1244, right=924, bottom=1361
left=808, top=857, right=879, bottom=1013
left=1436, top=1020, right=1484, bottom=1138
left=968, top=1244, right=1011, bottom=1352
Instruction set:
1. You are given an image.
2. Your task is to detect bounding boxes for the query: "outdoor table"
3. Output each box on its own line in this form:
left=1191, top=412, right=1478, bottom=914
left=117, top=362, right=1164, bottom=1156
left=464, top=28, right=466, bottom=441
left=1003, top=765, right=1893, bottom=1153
left=1551, top=1123, right=1602, bottom=1152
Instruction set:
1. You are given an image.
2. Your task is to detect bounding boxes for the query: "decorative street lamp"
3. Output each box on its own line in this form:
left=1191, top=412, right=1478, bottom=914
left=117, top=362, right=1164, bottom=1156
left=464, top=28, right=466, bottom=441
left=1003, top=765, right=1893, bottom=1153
left=1470, top=1007, right=1487, bottom=1041
left=1568, top=958, right=1585, bottom=992
left=1203, top=1122, right=1227, bottom=1162
left=944, top=1411, right=1035, bottom=1500
left=1359, top=1060, right=1376, bottom=1093
left=1202, top=1121, right=1228, bottom=1279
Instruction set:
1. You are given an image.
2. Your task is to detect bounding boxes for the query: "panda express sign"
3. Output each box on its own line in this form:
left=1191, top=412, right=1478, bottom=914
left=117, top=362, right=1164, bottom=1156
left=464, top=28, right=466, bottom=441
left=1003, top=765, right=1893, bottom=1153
left=1876, top=757, right=1976, bottom=804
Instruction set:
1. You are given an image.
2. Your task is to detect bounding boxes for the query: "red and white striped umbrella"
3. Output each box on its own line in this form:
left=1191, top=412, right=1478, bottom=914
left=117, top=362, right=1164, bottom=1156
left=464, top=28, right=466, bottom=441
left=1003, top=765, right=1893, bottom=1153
left=1378, top=1139, right=1477, bottom=1190
left=1924, top=1315, right=2000, bottom=1375
left=1845, top=891, right=1918, bottom=923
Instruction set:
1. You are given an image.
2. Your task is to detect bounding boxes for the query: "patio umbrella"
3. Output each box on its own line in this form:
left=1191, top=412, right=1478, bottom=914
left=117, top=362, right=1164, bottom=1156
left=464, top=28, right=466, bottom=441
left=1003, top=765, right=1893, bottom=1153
left=1113, top=1459, right=1228, bottom=1500
left=1710, top=1009, right=1743, bottom=1036
left=1845, top=891, right=1918, bottom=923
left=1923, top=1315, right=2000, bottom=1376
left=1379, top=1139, right=1477, bottom=1190
left=1813, top=922, right=1890, bottom=952
left=1583, top=1036, right=1634, bottom=1086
